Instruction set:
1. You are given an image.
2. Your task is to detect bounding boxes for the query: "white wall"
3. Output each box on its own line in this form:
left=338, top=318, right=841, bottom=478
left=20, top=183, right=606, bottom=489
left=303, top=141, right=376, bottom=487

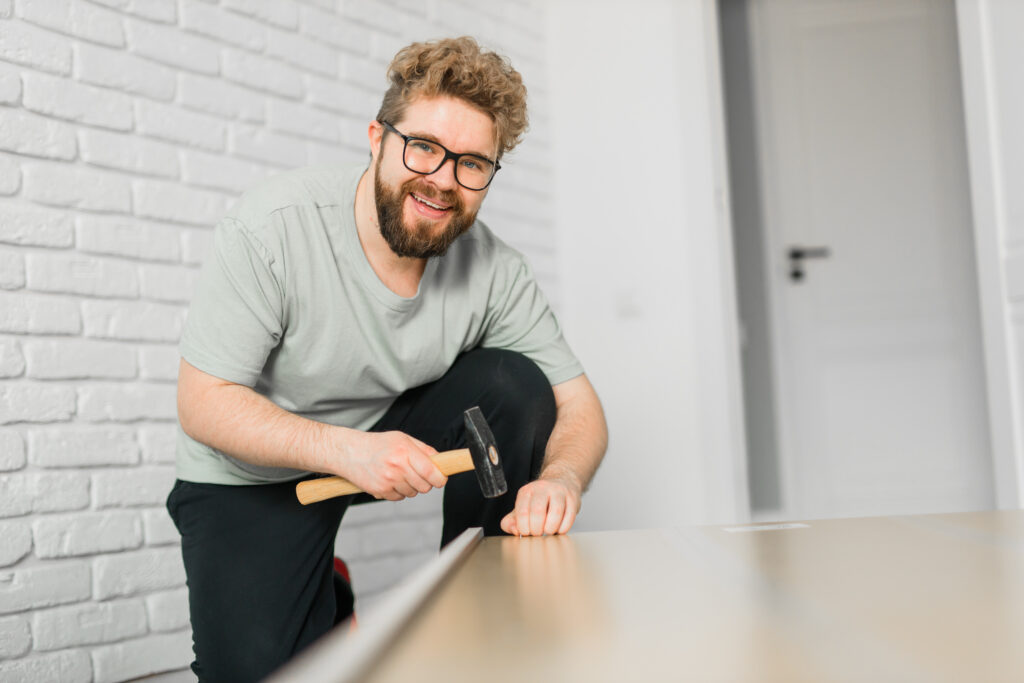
left=547, top=0, right=749, bottom=531
left=957, top=0, right=1024, bottom=509
left=0, top=1, right=552, bottom=679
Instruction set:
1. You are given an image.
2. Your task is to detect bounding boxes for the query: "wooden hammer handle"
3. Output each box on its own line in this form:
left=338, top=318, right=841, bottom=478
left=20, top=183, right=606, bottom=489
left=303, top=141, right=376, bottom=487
left=295, top=448, right=474, bottom=505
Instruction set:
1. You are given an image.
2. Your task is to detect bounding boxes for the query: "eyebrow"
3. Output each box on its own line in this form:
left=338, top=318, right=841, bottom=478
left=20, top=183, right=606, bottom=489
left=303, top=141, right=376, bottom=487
left=405, top=130, right=495, bottom=161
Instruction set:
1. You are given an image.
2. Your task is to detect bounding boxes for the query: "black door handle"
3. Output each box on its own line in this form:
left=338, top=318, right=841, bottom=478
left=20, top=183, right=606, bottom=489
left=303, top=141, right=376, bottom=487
left=788, top=246, right=831, bottom=282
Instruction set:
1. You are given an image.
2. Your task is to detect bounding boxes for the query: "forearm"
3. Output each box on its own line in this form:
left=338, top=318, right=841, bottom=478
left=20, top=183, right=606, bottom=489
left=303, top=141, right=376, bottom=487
left=539, top=376, right=608, bottom=494
left=177, top=359, right=352, bottom=475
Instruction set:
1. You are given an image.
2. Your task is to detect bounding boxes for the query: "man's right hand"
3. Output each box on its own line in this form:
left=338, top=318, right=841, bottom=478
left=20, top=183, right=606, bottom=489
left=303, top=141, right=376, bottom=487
left=334, top=430, right=448, bottom=501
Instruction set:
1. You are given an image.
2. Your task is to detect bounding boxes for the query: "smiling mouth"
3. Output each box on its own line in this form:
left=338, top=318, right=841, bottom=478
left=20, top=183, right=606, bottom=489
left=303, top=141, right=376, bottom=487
left=411, top=193, right=451, bottom=211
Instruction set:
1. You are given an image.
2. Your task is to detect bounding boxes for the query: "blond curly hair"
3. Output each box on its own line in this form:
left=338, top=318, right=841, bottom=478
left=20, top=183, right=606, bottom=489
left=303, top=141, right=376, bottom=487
left=376, top=37, right=528, bottom=159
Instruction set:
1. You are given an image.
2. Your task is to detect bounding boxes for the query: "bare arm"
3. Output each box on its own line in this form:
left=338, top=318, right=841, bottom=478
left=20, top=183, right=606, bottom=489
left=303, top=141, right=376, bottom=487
left=501, top=373, right=608, bottom=535
left=177, top=358, right=446, bottom=500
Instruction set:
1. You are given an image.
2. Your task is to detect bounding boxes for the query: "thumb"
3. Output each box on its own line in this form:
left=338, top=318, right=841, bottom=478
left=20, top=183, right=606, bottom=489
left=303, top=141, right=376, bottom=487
left=501, top=512, right=517, bottom=535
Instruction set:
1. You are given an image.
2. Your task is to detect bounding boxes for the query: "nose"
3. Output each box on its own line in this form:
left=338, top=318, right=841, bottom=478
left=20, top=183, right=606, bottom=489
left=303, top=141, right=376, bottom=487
left=427, top=157, right=459, bottom=190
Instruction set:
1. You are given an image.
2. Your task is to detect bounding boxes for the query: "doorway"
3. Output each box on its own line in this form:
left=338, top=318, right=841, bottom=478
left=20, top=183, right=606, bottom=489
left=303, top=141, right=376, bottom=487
left=719, top=0, right=995, bottom=520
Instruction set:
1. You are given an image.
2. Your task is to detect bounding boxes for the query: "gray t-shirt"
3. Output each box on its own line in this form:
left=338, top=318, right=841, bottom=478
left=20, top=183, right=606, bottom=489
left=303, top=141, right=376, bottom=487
left=176, top=164, right=583, bottom=485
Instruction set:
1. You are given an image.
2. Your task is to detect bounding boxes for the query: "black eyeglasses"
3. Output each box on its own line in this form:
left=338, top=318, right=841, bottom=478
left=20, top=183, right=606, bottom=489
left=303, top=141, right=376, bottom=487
left=380, top=121, right=500, bottom=191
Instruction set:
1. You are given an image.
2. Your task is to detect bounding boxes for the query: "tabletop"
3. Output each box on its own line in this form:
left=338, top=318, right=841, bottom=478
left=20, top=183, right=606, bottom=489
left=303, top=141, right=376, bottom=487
left=276, top=510, right=1024, bottom=682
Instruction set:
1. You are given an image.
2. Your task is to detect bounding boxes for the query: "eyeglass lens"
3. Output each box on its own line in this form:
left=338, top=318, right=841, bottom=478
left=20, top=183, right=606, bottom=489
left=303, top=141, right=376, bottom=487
left=404, top=138, right=494, bottom=190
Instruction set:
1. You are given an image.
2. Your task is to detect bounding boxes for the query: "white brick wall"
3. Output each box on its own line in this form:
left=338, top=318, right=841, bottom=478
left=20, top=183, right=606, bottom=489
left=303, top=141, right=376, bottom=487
left=0, top=1, right=553, bottom=679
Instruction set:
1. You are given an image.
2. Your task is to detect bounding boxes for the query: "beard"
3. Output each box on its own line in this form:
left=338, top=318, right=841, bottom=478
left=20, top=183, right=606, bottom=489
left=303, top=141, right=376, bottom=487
left=373, top=159, right=478, bottom=259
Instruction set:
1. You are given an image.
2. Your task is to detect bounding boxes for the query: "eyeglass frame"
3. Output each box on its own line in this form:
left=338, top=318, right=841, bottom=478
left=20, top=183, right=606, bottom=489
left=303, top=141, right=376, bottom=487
left=378, top=120, right=501, bottom=191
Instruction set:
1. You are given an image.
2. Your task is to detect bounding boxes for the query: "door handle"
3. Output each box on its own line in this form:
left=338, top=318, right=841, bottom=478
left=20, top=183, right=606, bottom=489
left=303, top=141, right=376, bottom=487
left=788, top=246, right=831, bottom=282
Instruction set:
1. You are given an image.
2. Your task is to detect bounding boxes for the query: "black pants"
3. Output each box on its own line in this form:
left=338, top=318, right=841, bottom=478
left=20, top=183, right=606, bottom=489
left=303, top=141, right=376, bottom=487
left=167, top=349, right=556, bottom=682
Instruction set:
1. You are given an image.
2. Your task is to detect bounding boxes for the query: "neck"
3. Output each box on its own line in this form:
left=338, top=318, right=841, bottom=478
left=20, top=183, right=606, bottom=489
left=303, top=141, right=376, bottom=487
left=354, top=168, right=427, bottom=297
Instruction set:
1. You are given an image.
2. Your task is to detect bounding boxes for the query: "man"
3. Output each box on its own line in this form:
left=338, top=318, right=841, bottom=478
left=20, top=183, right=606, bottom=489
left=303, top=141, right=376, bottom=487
left=168, top=36, right=607, bottom=680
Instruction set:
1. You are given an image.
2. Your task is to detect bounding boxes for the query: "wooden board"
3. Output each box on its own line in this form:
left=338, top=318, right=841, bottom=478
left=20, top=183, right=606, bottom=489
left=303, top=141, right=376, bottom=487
left=359, top=511, right=1024, bottom=682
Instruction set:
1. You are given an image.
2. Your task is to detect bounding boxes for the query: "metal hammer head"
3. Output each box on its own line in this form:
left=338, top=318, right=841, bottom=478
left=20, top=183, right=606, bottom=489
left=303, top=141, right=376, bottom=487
left=463, top=407, right=508, bottom=498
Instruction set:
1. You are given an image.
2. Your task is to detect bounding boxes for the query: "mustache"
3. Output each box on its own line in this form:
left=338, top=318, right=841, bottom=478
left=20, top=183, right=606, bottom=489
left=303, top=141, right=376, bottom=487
left=401, top=178, right=463, bottom=211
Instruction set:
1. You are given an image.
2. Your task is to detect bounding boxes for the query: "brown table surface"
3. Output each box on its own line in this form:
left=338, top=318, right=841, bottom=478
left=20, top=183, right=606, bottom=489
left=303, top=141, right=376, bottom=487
left=360, top=510, right=1024, bottom=682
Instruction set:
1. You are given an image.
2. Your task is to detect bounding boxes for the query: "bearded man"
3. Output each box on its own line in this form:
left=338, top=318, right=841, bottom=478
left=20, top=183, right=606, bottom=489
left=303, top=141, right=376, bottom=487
left=168, top=36, right=607, bottom=680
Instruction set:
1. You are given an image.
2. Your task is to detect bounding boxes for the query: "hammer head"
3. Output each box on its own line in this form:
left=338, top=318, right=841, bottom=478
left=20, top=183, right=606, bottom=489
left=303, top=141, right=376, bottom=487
left=463, top=407, right=508, bottom=498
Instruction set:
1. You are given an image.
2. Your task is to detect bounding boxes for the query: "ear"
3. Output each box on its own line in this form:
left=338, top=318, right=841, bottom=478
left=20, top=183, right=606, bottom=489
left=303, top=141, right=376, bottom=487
left=368, top=120, right=384, bottom=161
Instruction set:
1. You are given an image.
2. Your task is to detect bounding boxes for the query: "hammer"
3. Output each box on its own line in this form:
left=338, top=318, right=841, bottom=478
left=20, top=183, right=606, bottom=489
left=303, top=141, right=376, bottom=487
left=295, top=407, right=507, bottom=505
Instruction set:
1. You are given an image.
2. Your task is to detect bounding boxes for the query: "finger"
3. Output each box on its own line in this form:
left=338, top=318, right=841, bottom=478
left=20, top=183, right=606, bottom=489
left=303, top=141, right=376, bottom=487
left=515, top=489, right=532, bottom=537
left=500, top=512, right=516, bottom=535
left=393, top=480, right=417, bottom=499
left=407, top=434, right=438, bottom=456
left=558, top=502, right=578, bottom=535
left=543, top=495, right=566, bottom=536
left=529, top=494, right=549, bottom=536
left=408, top=451, right=447, bottom=490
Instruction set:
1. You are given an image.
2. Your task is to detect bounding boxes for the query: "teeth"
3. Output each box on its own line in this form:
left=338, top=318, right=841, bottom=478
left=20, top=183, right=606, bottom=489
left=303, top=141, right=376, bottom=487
left=413, top=194, right=446, bottom=211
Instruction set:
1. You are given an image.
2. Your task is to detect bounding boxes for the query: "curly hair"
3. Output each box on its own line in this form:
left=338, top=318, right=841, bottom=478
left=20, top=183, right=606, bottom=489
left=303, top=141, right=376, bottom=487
left=376, top=37, right=528, bottom=159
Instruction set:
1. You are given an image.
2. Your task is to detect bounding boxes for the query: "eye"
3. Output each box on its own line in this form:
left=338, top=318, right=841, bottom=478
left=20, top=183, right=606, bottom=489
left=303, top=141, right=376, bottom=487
left=460, top=158, right=481, bottom=171
left=410, top=140, right=437, bottom=154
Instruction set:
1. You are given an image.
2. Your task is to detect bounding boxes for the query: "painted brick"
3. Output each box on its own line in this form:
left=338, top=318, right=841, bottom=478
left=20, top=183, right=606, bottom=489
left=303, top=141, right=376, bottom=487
left=0, top=430, right=25, bottom=471
left=136, top=100, right=226, bottom=152
left=338, top=116, right=367, bottom=147
left=23, top=71, right=133, bottom=130
left=178, top=73, right=265, bottom=123
left=334, top=524, right=364, bottom=559
left=340, top=54, right=385, bottom=92
left=361, top=519, right=435, bottom=557
left=75, top=42, right=176, bottom=101
left=22, top=163, right=132, bottom=213
left=181, top=228, right=213, bottom=266
left=93, top=466, right=175, bottom=507
left=268, top=98, right=342, bottom=143
left=142, top=507, right=179, bottom=545
left=26, top=252, right=139, bottom=298
left=0, top=63, right=20, bottom=104
left=24, top=339, right=136, bottom=379
left=80, top=128, right=179, bottom=178
left=0, top=249, right=25, bottom=289
left=340, top=1, right=406, bottom=34
left=229, top=123, right=308, bottom=168
left=82, top=299, right=184, bottom=342
left=139, top=345, right=180, bottom=381
left=0, top=614, right=30, bottom=657
left=0, top=153, right=19, bottom=193
left=181, top=0, right=266, bottom=51
left=0, top=384, right=76, bottom=425
left=0, top=204, right=74, bottom=247
left=125, top=17, right=220, bottom=74
left=338, top=499, right=396, bottom=527
left=77, top=384, right=177, bottom=422
left=29, top=426, right=139, bottom=467
left=16, top=0, right=125, bottom=47
left=33, top=510, right=143, bottom=557
left=308, top=139, right=363, bottom=167
left=222, top=48, right=305, bottom=99
left=0, top=18, right=73, bottom=74
left=222, top=0, right=298, bottom=29
left=145, top=587, right=189, bottom=632
left=32, top=598, right=146, bottom=650
left=88, top=0, right=177, bottom=23
left=134, top=179, right=231, bottom=227
left=306, top=75, right=377, bottom=118
left=266, top=25, right=338, bottom=77
left=92, top=631, right=193, bottom=683
left=0, top=471, right=90, bottom=517
left=0, top=561, right=91, bottom=613
left=0, top=108, right=77, bottom=160
left=0, top=650, right=91, bottom=683
left=93, top=546, right=185, bottom=599
left=299, top=5, right=372, bottom=54
left=77, top=215, right=182, bottom=262
left=139, top=263, right=200, bottom=303
left=181, top=149, right=270, bottom=194
left=0, top=337, right=24, bottom=376
left=0, top=292, right=82, bottom=335
left=139, top=426, right=177, bottom=464
left=370, top=31, right=407, bottom=64
left=345, top=555, right=403, bottom=595
left=0, top=519, right=31, bottom=566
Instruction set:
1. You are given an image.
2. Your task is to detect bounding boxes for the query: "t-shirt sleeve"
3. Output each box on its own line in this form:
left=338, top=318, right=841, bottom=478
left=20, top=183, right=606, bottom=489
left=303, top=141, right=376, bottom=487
left=179, top=217, right=285, bottom=387
left=480, top=257, right=584, bottom=386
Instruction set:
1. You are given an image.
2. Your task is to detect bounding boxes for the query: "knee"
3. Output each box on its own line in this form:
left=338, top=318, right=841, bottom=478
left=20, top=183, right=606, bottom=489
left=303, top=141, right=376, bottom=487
left=467, top=348, right=555, bottom=420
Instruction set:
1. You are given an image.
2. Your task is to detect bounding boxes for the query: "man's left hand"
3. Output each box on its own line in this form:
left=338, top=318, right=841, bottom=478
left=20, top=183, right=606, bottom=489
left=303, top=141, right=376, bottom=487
left=500, top=477, right=581, bottom=536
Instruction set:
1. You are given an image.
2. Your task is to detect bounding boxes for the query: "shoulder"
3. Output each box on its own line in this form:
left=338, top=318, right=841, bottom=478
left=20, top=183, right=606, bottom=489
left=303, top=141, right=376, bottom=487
left=452, top=219, right=528, bottom=272
left=223, top=164, right=363, bottom=237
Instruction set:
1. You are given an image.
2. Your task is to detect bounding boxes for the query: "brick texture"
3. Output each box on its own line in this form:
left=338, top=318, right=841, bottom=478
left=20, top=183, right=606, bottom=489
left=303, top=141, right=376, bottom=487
left=0, top=2, right=552, bottom=678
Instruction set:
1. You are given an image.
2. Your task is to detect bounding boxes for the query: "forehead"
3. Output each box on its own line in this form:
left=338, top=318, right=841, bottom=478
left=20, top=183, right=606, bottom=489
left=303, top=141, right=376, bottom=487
left=395, top=96, right=497, bottom=158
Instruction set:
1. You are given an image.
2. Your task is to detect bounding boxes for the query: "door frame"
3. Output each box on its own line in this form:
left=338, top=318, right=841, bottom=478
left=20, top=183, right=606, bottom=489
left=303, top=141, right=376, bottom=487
left=954, top=0, right=1023, bottom=509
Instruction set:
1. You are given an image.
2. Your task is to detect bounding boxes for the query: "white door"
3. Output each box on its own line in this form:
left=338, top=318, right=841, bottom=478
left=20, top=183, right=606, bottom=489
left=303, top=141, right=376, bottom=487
left=747, top=0, right=994, bottom=519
